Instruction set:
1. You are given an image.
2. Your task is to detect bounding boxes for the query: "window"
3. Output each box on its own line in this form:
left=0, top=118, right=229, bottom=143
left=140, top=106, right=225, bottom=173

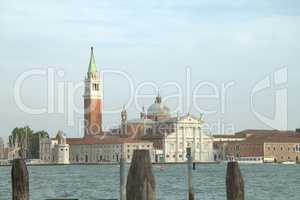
left=93, top=83, right=99, bottom=91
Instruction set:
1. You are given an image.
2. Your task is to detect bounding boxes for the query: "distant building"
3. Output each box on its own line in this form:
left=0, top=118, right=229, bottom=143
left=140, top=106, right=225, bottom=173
left=0, top=137, right=8, bottom=160
left=39, top=47, right=214, bottom=164
left=212, top=134, right=245, bottom=161
left=40, top=131, right=69, bottom=164
left=213, top=130, right=300, bottom=163
left=67, top=136, right=154, bottom=163
left=40, top=132, right=154, bottom=164
left=118, top=96, right=214, bottom=163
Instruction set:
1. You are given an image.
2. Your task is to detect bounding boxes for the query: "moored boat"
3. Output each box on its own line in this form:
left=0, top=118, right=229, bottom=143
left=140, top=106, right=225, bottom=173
left=281, top=161, right=296, bottom=165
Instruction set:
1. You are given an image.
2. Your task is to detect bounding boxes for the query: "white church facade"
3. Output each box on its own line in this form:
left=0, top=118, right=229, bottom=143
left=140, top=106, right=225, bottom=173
left=159, top=115, right=213, bottom=163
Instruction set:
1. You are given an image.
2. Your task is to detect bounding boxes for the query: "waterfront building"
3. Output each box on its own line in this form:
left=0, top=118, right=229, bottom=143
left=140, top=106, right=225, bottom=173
left=40, top=131, right=69, bottom=164
left=0, top=137, right=9, bottom=161
left=40, top=132, right=154, bottom=164
left=0, top=137, right=4, bottom=159
left=39, top=47, right=154, bottom=164
left=213, top=130, right=300, bottom=163
left=39, top=47, right=213, bottom=164
left=212, top=134, right=245, bottom=161
left=118, top=96, right=214, bottom=163
left=67, top=137, right=154, bottom=163
left=146, top=113, right=213, bottom=163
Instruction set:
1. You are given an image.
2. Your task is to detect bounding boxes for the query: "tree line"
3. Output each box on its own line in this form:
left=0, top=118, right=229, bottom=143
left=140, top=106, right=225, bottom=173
left=8, top=126, right=49, bottom=159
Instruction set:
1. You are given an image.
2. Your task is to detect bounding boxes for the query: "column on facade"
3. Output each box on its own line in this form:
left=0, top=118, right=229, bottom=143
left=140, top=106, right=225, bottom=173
left=163, top=137, right=167, bottom=162
left=175, top=123, right=179, bottom=162
left=199, top=127, right=203, bottom=161
left=193, top=126, right=196, bottom=161
left=182, top=126, right=186, bottom=161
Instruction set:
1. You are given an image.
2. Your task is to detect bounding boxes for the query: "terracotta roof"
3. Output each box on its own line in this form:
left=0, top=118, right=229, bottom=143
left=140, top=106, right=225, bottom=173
left=213, top=134, right=244, bottom=139
left=214, top=129, right=300, bottom=144
left=235, top=129, right=297, bottom=136
left=66, top=135, right=152, bottom=145
left=232, top=131, right=300, bottom=144
left=142, top=133, right=164, bottom=139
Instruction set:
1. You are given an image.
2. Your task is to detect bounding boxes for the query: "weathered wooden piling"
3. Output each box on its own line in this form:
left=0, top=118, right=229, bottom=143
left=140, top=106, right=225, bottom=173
left=126, top=150, right=155, bottom=200
left=120, top=156, right=126, bottom=200
left=226, top=161, right=244, bottom=200
left=186, top=148, right=194, bottom=200
left=11, top=159, right=29, bottom=200
left=192, top=162, right=196, bottom=170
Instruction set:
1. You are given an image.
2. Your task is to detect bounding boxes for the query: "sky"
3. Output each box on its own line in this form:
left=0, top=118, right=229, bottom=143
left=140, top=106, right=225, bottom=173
left=1, top=0, right=300, bottom=140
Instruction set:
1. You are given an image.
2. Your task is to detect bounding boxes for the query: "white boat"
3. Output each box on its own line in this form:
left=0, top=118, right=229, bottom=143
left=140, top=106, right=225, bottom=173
left=282, top=161, right=296, bottom=165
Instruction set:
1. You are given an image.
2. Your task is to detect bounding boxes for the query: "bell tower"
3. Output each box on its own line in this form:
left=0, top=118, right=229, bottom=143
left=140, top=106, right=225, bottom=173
left=120, top=105, right=127, bottom=137
left=84, top=47, right=102, bottom=137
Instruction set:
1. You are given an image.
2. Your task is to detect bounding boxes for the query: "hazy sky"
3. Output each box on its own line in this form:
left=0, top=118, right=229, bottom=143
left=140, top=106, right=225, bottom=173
left=1, top=0, right=300, bottom=139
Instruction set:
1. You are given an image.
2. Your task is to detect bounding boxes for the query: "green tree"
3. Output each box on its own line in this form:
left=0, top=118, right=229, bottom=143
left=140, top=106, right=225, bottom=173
left=8, top=126, right=49, bottom=159
left=29, top=131, right=49, bottom=159
left=9, top=126, right=34, bottom=158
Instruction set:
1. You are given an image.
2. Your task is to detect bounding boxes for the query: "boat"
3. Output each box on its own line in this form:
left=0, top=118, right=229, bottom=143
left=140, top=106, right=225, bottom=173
left=281, top=161, right=296, bottom=165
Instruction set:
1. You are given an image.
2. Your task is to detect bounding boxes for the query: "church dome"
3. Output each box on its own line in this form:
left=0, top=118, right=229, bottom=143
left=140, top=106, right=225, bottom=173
left=147, top=95, right=171, bottom=120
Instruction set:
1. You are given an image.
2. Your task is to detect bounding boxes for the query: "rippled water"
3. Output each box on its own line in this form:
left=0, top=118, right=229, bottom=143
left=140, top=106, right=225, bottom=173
left=0, top=163, right=299, bottom=200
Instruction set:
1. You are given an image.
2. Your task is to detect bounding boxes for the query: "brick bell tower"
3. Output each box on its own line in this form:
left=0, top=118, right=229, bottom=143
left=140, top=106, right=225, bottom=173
left=84, top=47, right=102, bottom=137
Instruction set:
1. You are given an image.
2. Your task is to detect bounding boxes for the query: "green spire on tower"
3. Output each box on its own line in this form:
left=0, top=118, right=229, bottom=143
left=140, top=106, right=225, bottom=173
left=88, top=46, right=97, bottom=73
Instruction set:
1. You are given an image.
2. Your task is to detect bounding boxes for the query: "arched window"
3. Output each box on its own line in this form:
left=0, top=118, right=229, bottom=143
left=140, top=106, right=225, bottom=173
left=85, top=155, right=88, bottom=163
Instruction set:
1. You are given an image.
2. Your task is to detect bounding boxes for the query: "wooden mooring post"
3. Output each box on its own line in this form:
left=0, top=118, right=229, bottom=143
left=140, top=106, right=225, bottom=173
left=186, top=148, right=194, bottom=200
left=126, top=150, right=155, bottom=200
left=11, top=159, right=29, bottom=200
left=120, top=156, right=126, bottom=200
left=226, top=161, right=244, bottom=200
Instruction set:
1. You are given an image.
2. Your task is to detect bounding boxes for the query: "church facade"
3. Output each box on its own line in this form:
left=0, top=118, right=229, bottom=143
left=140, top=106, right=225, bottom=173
left=119, top=95, right=214, bottom=163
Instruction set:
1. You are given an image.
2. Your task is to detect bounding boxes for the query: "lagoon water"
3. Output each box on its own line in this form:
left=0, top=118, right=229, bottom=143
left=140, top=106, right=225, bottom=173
left=0, top=163, right=299, bottom=200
